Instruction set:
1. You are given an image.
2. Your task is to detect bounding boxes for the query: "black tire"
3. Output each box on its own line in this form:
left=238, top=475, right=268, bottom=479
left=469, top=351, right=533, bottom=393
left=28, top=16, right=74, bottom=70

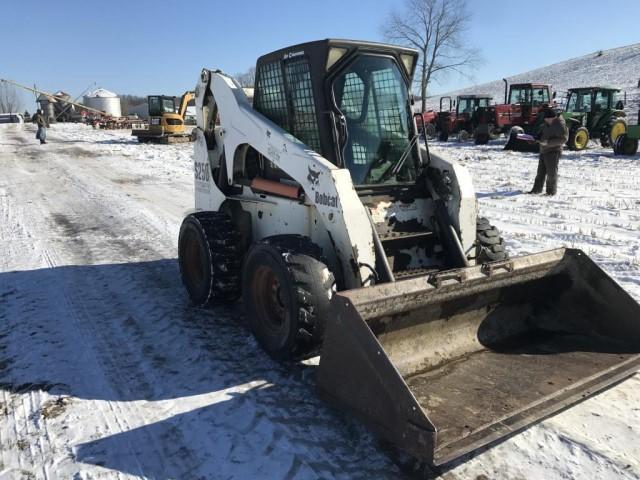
left=614, top=134, right=639, bottom=156
left=458, top=130, right=470, bottom=142
left=568, top=126, right=589, bottom=151
left=608, top=118, right=627, bottom=148
left=475, top=133, right=490, bottom=145
left=425, top=123, right=436, bottom=138
left=438, top=130, right=449, bottom=142
left=178, top=212, right=241, bottom=306
left=476, top=217, right=508, bottom=263
left=242, top=235, right=335, bottom=360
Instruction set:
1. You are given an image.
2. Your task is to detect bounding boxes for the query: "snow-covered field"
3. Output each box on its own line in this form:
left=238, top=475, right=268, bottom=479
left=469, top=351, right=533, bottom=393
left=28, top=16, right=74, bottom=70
left=420, top=43, right=640, bottom=115
left=0, top=123, right=639, bottom=479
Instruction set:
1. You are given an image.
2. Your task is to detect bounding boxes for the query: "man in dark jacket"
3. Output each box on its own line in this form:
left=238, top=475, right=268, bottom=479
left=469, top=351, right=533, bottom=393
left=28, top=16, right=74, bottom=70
left=32, top=109, right=49, bottom=144
left=529, top=107, right=569, bottom=196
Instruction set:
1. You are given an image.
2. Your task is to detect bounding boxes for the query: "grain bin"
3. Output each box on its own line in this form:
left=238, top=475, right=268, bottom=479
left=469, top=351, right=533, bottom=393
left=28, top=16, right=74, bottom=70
left=37, top=94, right=57, bottom=123
left=83, top=88, right=121, bottom=117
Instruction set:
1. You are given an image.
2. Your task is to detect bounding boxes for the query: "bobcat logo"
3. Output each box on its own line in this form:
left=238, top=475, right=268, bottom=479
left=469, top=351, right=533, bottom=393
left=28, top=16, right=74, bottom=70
left=307, top=166, right=321, bottom=188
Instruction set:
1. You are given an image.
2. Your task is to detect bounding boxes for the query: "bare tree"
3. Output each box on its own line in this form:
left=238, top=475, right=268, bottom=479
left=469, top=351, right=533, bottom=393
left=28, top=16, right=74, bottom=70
left=0, top=82, right=22, bottom=113
left=382, top=0, right=481, bottom=112
left=235, top=67, right=256, bottom=88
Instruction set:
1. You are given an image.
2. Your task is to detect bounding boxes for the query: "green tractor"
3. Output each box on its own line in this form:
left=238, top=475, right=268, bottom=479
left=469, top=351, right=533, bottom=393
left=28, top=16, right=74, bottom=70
left=562, top=87, right=627, bottom=151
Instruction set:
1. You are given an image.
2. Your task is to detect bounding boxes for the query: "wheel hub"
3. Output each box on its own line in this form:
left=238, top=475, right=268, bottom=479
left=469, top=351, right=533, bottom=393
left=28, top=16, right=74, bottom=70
left=252, top=265, right=289, bottom=335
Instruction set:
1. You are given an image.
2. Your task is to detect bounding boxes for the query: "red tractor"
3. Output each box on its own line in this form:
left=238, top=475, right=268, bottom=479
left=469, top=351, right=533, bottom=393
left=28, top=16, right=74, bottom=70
left=473, top=80, right=554, bottom=144
left=414, top=108, right=438, bottom=137
left=415, top=94, right=493, bottom=141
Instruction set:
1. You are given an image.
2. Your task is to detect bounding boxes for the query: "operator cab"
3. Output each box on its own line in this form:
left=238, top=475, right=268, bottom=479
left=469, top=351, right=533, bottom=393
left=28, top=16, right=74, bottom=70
left=253, top=39, right=420, bottom=190
left=456, top=95, right=492, bottom=115
left=148, top=95, right=177, bottom=116
left=508, top=84, right=550, bottom=106
left=565, top=87, right=622, bottom=113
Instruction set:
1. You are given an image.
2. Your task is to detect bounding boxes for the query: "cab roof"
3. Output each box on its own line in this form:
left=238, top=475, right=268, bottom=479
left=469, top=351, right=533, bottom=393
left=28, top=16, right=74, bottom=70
left=256, top=39, right=420, bottom=80
left=567, top=86, right=620, bottom=92
left=458, top=94, right=492, bottom=99
left=510, top=83, right=551, bottom=88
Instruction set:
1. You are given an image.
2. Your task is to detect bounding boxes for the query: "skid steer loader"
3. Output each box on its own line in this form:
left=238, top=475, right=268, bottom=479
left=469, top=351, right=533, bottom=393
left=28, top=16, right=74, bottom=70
left=178, top=39, right=640, bottom=466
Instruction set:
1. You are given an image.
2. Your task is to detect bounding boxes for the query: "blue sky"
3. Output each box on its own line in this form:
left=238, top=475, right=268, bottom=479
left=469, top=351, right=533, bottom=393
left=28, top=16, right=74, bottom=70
left=3, top=0, right=640, bottom=110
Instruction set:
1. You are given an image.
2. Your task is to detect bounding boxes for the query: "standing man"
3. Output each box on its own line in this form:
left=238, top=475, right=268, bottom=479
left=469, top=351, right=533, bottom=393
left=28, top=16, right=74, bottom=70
left=529, top=107, right=569, bottom=196
left=32, top=109, right=49, bottom=144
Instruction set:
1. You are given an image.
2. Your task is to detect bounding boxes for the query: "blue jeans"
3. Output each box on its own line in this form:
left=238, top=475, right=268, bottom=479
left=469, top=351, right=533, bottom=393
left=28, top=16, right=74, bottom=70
left=36, top=127, right=47, bottom=143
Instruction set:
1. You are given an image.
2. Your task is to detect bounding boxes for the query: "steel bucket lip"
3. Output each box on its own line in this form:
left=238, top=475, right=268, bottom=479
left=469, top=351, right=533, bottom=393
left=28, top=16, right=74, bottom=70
left=336, top=247, right=572, bottom=321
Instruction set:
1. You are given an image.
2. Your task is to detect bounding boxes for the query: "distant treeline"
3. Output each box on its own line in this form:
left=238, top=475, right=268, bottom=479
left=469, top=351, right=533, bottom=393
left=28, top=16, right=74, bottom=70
left=120, top=94, right=147, bottom=115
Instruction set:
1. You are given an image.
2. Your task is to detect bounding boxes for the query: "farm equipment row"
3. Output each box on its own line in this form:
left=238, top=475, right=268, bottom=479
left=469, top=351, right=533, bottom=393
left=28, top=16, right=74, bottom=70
left=420, top=79, right=635, bottom=154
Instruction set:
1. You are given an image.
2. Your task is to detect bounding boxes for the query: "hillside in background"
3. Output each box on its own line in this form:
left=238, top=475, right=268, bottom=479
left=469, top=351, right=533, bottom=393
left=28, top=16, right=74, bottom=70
left=420, top=43, right=640, bottom=118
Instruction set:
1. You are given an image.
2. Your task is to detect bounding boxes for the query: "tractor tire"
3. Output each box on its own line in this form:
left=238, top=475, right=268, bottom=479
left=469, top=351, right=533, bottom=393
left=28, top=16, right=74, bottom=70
left=614, top=134, right=639, bottom=156
left=178, top=212, right=242, bottom=306
left=476, top=217, right=508, bottom=263
left=568, top=126, right=589, bottom=151
left=602, top=118, right=627, bottom=148
left=242, top=235, right=335, bottom=360
left=474, top=133, right=490, bottom=145
left=458, top=130, right=471, bottom=142
left=425, top=123, right=436, bottom=138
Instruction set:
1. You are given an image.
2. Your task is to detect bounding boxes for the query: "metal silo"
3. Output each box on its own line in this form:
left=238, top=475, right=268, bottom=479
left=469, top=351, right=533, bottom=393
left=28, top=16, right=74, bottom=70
left=83, top=88, right=122, bottom=117
left=37, top=94, right=57, bottom=123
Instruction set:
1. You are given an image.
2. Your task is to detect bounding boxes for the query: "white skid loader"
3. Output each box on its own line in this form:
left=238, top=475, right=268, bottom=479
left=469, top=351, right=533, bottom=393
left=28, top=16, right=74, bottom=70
left=179, top=40, right=640, bottom=466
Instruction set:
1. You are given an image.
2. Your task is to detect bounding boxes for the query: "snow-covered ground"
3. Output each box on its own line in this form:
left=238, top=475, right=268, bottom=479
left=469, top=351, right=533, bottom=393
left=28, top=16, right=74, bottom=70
left=0, top=123, right=639, bottom=479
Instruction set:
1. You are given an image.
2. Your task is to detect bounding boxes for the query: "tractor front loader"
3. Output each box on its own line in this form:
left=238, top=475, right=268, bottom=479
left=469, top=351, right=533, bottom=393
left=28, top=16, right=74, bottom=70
left=178, top=40, right=640, bottom=465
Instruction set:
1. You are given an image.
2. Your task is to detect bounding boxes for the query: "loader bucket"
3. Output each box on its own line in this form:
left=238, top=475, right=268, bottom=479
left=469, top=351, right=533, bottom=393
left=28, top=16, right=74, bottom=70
left=317, top=248, right=640, bottom=465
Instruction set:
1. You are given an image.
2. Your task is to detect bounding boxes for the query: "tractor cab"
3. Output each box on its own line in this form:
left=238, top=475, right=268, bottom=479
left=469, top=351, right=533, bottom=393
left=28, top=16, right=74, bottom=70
left=456, top=94, right=491, bottom=116
left=507, top=83, right=551, bottom=106
left=565, top=87, right=623, bottom=121
left=563, top=87, right=626, bottom=147
left=253, top=39, right=420, bottom=187
left=456, top=94, right=492, bottom=123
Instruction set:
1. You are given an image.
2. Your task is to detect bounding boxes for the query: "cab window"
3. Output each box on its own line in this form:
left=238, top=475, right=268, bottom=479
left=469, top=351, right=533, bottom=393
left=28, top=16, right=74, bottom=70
left=566, top=92, right=578, bottom=112
left=593, top=91, right=611, bottom=110
left=509, top=87, right=531, bottom=104
left=333, top=55, right=415, bottom=186
left=532, top=88, right=549, bottom=106
left=457, top=98, right=471, bottom=113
